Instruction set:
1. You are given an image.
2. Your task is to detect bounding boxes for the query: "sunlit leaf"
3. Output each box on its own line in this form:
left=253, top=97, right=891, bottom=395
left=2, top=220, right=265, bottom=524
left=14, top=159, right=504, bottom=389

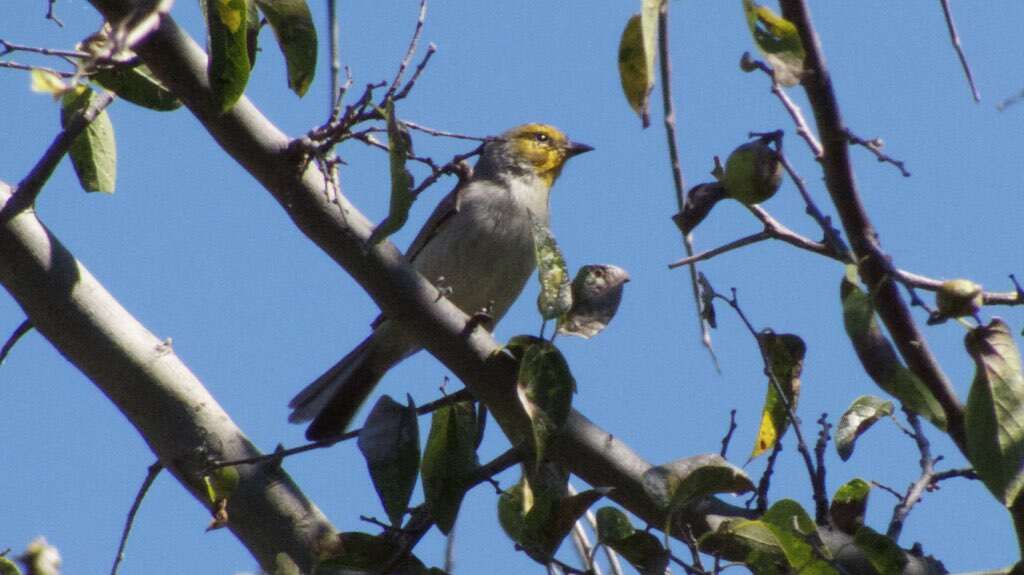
left=497, top=477, right=532, bottom=545
left=557, top=264, right=630, bottom=339
left=642, top=454, right=753, bottom=519
left=840, top=268, right=947, bottom=429
left=206, top=0, right=251, bottom=112
left=742, top=0, right=805, bottom=86
left=829, top=478, right=871, bottom=535
left=368, top=99, right=416, bottom=245
left=835, top=395, right=894, bottom=461
left=965, top=319, right=1024, bottom=506
left=93, top=64, right=181, bottom=111
left=750, top=332, right=804, bottom=459
left=203, top=465, right=240, bottom=504
left=531, top=221, right=572, bottom=321
left=30, top=69, right=66, bottom=96
left=698, top=518, right=785, bottom=566
left=255, top=0, right=318, bottom=96
left=617, top=9, right=657, bottom=127
left=357, top=395, right=420, bottom=526
left=421, top=401, right=477, bottom=534
left=60, top=86, right=117, bottom=193
left=761, top=499, right=835, bottom=572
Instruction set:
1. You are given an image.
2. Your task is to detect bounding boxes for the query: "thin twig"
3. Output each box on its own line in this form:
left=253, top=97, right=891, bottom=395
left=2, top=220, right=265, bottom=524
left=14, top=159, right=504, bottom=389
left=752, top=441, right=783, bottom=514
left=110, top=462, right=163, bottom=575
left=0, top=319, right=33, bottom=366
left=327, top=0, right=339, bottom=115
left=937, top=0, right=980, bottom=103
left=46, top=0, right=64, bottom=27
left=774, top=150, right=851, bottom=261
left=394, top=43, right=437, bottom=101
left=207, top=389, right=474, bottom=470
left=719, top=409, right=738, bottom=458
left=844, top=130, right=911, bottom=178
left=385, top=0, right=428, bottom=101
left=718, top=289, right=828, bottom=523
left=668, top=231, right=771, bottom=269
left=9, top=90, right=115, bottom=213
left=745, top=53, right=822, bottom=157
left=887, top=411, right=934, bottom=541
left=0, top=60, right=75, bottom=77
left=0, top=39, right=88, bottom=59
left=658, top=1, right=719, bottom=371
left=402, top=120, right=488, bottom=142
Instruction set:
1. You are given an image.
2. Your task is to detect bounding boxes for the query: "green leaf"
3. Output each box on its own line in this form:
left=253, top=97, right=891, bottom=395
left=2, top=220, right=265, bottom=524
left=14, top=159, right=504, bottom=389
left=617, top=10, right=656, bottom=127
left=741, top=0, right=805, bottom=86
left=206, top=0, right=251, bottom=112
left=255, top=0, right=317, bottom=96
left=829, top=478, right=871, bottom=535
left=514, top=338, right=575, bottom=469
left=357, top=395, right=421, bottom=526
left=421, top=401, right=478, bottom=534
left=0, top=556, right=22, bottom=575
left=93, top=64, right=182, bottom=111
left=840, top=269, right=947, bottom=429
left=642, top=454, right=754, bottom=517
left=520, top=485, right=610, bottom=560
left=497, top=477, right=531, bottom=544
left=203, top=465, right=240, bottom=503
left=246, top=0, right=260, bottom=68
left=595, top=506, right=635, bottom=543
left=531, top=221, right=573, bottom=321
left=751, top=331, right=804, bottom=459
left=595, top=507, right=669, bottom=575
left=30, top=68, right=67, bottom=96
left=368, top=99, right=416, bottom=245
left=761, top=499, right=835, bottom=573
left=557, top=264, right=630, bottom=339
left=965, top=318, right=1024, bottom=506
left=853, top=526, right=907, bottom=575
left=835, top=395, right=894, bottom=461
left=60, top=86, right=117, bottom=193
left=698, top=518, right=786, bottom=567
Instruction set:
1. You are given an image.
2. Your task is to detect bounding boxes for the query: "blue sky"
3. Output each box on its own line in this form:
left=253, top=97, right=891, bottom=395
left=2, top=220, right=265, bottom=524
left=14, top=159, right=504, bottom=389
left=2, top=1, right=1023, bottom=573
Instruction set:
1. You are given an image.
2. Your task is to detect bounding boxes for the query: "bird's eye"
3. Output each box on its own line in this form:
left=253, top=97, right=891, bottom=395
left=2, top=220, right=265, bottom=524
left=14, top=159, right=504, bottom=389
left=534, top=132, right=550, bottom=143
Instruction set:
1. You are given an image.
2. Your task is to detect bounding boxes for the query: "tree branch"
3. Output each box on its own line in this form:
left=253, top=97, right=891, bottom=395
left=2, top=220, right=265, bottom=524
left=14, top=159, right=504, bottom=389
left=778, top=0, right=966, bottom=453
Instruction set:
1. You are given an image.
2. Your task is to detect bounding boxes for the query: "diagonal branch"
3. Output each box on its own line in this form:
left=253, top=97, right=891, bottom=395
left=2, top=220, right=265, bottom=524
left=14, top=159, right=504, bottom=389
left=778, top=0, right=966, bottom=453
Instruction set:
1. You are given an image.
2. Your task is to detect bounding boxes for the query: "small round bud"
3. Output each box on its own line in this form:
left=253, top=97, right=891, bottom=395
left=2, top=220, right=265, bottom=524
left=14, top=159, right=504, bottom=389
left=723, top=140, right=783, bottom=205
left=936, top=279, right=983, bottom=318
left=740, top=52, right=758, bottom=73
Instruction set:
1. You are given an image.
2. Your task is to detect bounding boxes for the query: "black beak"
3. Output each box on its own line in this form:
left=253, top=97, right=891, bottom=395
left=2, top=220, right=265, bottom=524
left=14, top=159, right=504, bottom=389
left=566, top=141, right=595, bottom=157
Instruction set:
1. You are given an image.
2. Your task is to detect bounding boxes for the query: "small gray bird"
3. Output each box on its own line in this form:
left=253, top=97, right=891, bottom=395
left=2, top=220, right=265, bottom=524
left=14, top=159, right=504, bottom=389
left=290, top=124, right=593, bottom=440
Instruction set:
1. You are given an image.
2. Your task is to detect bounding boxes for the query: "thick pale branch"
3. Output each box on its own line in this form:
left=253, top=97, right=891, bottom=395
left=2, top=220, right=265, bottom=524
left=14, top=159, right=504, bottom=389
left=0, top=182, right=334, bottom=571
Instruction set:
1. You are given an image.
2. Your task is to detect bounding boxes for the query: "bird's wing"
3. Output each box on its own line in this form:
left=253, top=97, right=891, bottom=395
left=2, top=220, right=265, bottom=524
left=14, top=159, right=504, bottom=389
left=405, top=180, right=466, bottom=263
left=368, top=179, right=467, bottom=331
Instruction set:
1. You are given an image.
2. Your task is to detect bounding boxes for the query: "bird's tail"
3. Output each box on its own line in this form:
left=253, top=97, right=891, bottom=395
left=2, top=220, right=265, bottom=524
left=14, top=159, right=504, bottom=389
left=288, top=336, right=383, bottom=440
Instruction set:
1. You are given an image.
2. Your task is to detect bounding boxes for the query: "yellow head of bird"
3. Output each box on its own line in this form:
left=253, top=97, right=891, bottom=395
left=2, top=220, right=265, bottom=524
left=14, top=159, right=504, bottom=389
left=481, top=124, right=593, bottom=187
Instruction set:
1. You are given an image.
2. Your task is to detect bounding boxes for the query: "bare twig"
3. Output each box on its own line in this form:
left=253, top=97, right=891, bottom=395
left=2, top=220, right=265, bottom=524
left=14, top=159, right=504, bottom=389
left=844, top=130, right=911, bottom=177
left=774, top=150, right=851, bottom=261
left=0, top=39, right=87, bottom=59
left=110, top=462, right=163, bottom=575
left=996, top=88, right=1024, bottom=112
left=668, top=231, right=771, bottom=269
left=385, top=0, right=428, bottom=101
left=717, top=289, right=828, bottom=523
left=8, top=90, right=115, bottom=213
left=752, top=441, right=783, bottom=514
left=812, top=413, right=831, bottom=524
left=719, top=409, right=738, bottom=458
left=207, top=389, right=474, bottom=470
left=0, top=60, right=75, bottom=77
left=745, top=53, right=823, bottom=157
left=887, top=411, right=934, bottom=541
left=937, top=0, right=981, bottom=103
left=0, top=319, right=33, bottom=366
left=394, top=43, right=437, bottom=101
left=326, top=0, right=339, bottom=115
left=402, top=120, right=488, bottom=142
left=658, top=1, right=719, bottom=370
left=46, top=0, right=64, bottom=27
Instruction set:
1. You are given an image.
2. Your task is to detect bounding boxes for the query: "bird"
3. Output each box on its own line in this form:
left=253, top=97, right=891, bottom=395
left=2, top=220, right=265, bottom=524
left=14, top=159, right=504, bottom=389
left=289, top=123, right=593, bottom=440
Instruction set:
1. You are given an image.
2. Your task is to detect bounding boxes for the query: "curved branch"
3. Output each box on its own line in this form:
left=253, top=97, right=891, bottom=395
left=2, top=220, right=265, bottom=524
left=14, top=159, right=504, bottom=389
left=779, top=0, right=966, bottom=453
